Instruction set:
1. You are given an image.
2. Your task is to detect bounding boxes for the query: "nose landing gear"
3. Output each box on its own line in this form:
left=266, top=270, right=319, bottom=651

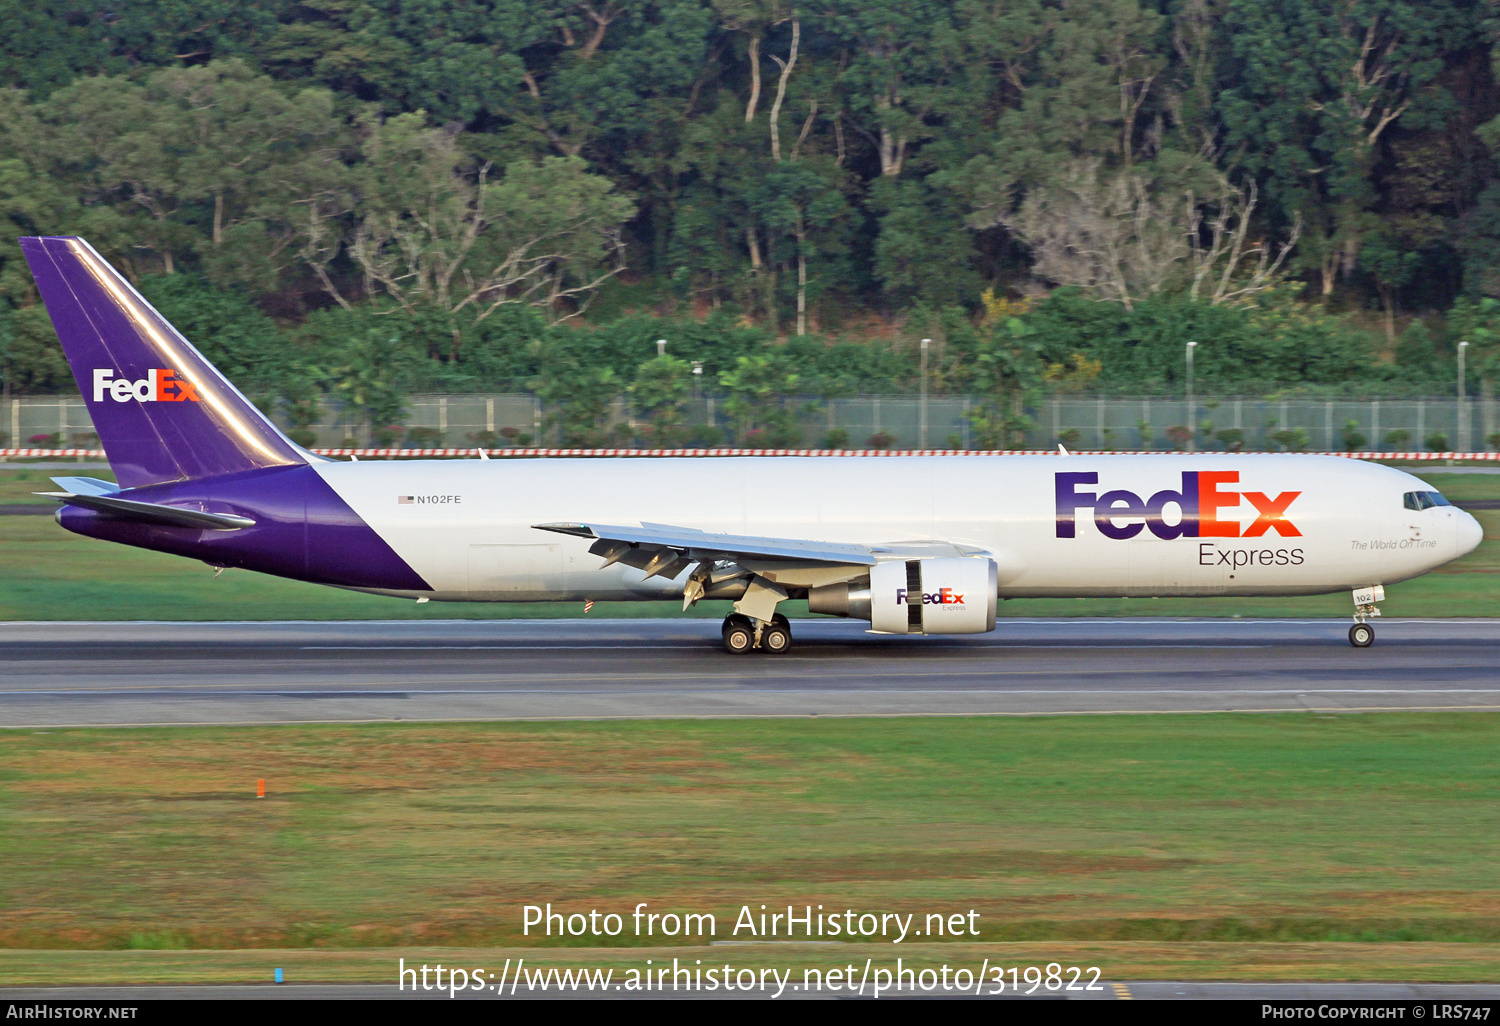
left=721, top=613, right=792, bottom=654
left=1349, top=585, right=1384, bottom=648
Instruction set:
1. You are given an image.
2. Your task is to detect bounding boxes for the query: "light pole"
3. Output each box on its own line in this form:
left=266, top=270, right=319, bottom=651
left=1185, top=341, right=1197, bottom=453
left=1459, top=340, right=1470, bottom=452
left=920, top=338, right=931, bottom=450
left=692, top=361, right=704, bottom=434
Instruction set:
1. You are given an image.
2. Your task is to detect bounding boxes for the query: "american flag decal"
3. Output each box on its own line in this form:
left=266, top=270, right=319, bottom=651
left=397, top=495, right=413, bottom=504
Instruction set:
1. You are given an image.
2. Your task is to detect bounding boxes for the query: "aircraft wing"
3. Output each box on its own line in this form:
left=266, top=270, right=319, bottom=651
left=532, top=521, right=991, bottom=613
left=534, top=519, right=895, bottom=609
left=533, top=521, right=877, bottom=566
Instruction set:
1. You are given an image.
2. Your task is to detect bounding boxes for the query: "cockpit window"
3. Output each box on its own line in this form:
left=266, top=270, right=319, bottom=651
left=1404, top=490, right=1452, bottom=510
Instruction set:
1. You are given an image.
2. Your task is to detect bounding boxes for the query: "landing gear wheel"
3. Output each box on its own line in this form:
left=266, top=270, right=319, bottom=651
left=1349, top=623, right=1374, bottom=648
left=761, top=621, right=792, bottom=655
left=722, top=615, right=755, bottom=655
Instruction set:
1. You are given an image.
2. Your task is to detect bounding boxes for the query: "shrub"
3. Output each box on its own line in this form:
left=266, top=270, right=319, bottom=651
left=1488, top=431, right=1500, bottom=451
left=406, top=426, right=444, bottom=447
left=1424, top=433, right=1450, bottom=452
left=1135, top=418, right=1153, bottom=450
left=1018, top=289, right=1376, bottom=393
left=70, top=432, right=99, bottom=447
left=1216, top=427, right=1245, bottom=452
left=372, top=425, right=404, bottom=446
left=689, top=425, right=723, bottom=447
left=27, top=432, right=59, bottom=446
left=287, top=428, right=317, bottom=448
left=1384, top=429, right=1412, bottom=449
left=638, top=423, right=689, bottom=449
left=499, top=426, right=522, bottom=444
left=822, top=428, right=850, bottom=449
left=516, top=432, right=534, bottom=446
left=1269, top=428, right=1310, bottom=452
left=765, top=422, right=803, bottom=448
left=868, top=431, right=896, bottom=450
left=947, top=433, right=964, bottom=450
left=1058, top=427, right=1082, bottom=449
left=1164, top=425, right=1193, bottom=450
left=467, top=430, right=500, bottom=447
left=1340, top=420, right=1367, bottom=451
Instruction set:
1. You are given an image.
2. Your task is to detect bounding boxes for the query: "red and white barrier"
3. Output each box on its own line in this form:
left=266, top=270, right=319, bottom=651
left=6, top=447, right=1500, bottom=460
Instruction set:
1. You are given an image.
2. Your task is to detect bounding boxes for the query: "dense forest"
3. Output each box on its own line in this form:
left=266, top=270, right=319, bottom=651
left=3, top=1, right=1500, bottom=445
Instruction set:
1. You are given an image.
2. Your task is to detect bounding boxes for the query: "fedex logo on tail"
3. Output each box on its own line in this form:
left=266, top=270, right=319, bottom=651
left=92, top=369, right=199, bottom=403
left=1056, top=471, right=1301, bottom=540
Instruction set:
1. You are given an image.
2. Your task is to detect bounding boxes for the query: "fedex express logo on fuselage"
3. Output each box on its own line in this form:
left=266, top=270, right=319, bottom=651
left=92, top=368, right=199, bottom=403
left=1055, top=471, right=1301, bottom=540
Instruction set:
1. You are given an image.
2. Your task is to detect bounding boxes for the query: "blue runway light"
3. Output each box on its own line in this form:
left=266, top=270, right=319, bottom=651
left=275, top=968, right=283, bottom=984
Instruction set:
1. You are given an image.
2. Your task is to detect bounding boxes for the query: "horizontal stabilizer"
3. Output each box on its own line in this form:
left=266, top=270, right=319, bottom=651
left=37, top=492, right=256, bottom=530
left=533, top=521, right=877, bottom=566
left=48, top=476, right=120, bottom=496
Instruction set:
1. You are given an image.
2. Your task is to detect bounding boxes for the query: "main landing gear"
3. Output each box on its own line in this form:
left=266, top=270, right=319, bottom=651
left=722, top=613, right=792, bottom=655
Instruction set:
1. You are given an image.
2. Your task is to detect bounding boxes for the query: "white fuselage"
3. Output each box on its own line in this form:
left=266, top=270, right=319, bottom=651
left=311, top=454, right=1482, bottom=604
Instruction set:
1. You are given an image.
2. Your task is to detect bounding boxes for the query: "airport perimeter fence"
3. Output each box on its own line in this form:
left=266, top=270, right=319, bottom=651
left=4, top=393, right=1497, bottom=453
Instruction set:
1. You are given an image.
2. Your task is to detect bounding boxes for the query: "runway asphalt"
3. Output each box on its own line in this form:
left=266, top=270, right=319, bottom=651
left=2, top=617, right=1499, bottom=726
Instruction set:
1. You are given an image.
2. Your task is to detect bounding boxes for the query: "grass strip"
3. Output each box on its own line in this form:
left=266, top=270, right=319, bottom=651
left=1, top=716, right=1497, bottom=952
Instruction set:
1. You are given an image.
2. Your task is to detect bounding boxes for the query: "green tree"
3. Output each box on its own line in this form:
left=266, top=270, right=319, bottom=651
left=340, top=114, right=636, bottom=343
left=752, top=159, right=852, bottom=334
left=629, top=353, right=693, bottom=446
left=960, top=314, right=1044, bottom=450
left=872, top=178, right=982, bottom=308
left=1218, top=0, right=1477, bottom=298
left=535, top=361, right=623, bottom=447
left=1449, top=296, right=1500, bottom=413
left=39, top=59, right=350, bottom=297
left=718, top=353, right=805, bottom=445
left=151, top=59, right=349, bottom=295
left=299, top=309, right=426, bottom=436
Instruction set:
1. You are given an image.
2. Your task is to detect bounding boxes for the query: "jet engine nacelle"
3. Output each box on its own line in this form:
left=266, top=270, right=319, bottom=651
left=864, top=557, right=998, bottom=635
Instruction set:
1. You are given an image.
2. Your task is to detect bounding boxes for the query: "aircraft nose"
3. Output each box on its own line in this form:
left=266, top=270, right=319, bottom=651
left=1456, top=509, right=1484, bottom=557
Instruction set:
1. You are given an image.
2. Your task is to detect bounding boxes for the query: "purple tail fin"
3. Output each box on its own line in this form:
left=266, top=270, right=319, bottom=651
left=20, top=236, right=310, bottom=488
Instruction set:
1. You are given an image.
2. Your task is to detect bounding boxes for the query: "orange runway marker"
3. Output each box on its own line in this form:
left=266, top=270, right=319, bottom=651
left=256, top=778, right=265, bottom=798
